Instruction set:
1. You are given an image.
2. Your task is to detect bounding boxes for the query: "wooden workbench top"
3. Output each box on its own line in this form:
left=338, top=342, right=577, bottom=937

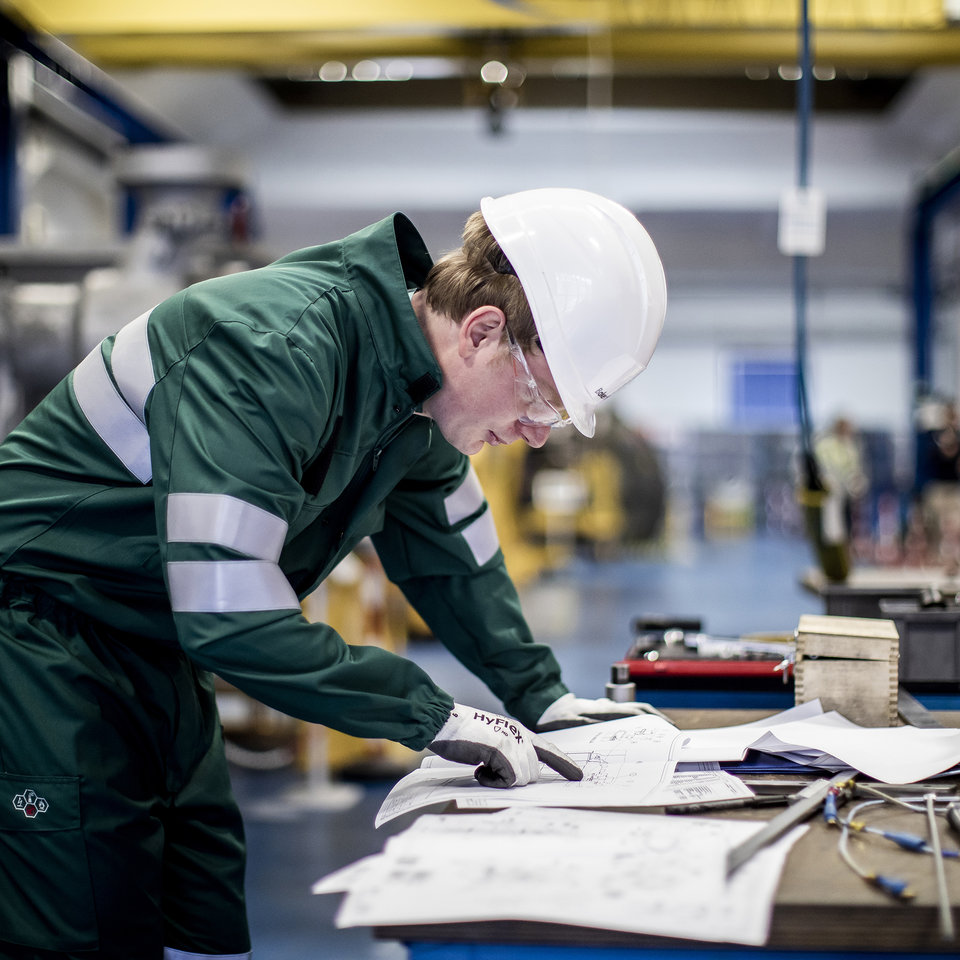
left=377, top=707, right=960, bottom=953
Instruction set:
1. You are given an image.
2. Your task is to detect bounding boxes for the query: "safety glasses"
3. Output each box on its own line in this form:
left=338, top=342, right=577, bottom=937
left=506, top=328, right=571, bottom=428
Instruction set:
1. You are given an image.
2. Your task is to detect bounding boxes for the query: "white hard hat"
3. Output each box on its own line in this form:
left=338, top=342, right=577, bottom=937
left=481, top=187, right=667, bottom=438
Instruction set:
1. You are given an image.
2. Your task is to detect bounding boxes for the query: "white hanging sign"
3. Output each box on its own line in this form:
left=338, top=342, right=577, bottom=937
left=778, top=186, right=827, bottom=256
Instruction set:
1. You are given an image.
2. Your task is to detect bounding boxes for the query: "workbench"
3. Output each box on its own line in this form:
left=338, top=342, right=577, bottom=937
left=375, top=708, right=960, bottom=959
left=800, top=567, right=960, bottom=616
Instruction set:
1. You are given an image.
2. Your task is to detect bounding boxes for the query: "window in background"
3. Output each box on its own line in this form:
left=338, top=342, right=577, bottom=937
left=731, top=358, right=798, bottom=428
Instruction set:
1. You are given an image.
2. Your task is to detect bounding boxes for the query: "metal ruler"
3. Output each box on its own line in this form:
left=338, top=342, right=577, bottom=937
left=725, top=770, right=854, bottom=877
left=897, top=688, right=945, bottom=729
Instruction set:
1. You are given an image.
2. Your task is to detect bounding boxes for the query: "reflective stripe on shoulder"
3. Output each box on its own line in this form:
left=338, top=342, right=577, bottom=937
left=72, top=346, right=153, bottom=483
left=71, top=308, right=158, bottom=484
left=167, top=560, right=300, bottom=613
left=111, top=308, right=155, bottom=421
left=167, top=493, right=288, bottom=562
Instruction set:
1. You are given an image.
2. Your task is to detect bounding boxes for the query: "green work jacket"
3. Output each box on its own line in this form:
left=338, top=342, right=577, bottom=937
left=0, top=214, right=567, bottom=749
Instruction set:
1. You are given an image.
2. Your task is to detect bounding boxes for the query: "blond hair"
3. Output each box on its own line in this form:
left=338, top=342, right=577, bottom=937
left=422, top=211, right=538, bottom=349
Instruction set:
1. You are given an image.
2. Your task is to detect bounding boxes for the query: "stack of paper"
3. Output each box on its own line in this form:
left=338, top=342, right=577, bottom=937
left=376, top=743, right=749, bottom=827
left=314, top=806, right=805, bottom=946
left=741, top=711, right=960, bottom=782
left=376, top=701, right=960, bottom=825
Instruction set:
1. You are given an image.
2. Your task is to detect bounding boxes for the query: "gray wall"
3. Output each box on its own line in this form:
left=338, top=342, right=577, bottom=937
left=109, top=67, right=960, bottom=441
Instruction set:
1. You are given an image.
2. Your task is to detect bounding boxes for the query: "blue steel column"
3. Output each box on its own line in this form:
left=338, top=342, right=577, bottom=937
left=911, top=164, right=960, bottom=493
left=912, top=168, right=960, bottom=391
left=911, top=198, right=933, bottom=397
left=0, top=47, right=17, bottom=236
left=794, top=0, right=816, bottom=470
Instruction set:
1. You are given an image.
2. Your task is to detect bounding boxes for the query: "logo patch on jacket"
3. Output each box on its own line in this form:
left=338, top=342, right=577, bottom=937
left=12, top=789, right=49, bottom=818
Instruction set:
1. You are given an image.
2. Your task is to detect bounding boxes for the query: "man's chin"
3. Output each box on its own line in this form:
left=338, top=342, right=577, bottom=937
left=436, top=426, right=482, bottom=457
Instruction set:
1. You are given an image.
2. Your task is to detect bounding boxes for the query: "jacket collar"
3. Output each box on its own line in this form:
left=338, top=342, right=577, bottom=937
left=341, top=213, right=442, bottom=409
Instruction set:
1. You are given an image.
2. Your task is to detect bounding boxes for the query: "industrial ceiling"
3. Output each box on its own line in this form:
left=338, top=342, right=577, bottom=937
left=4, top=1, right=960, bottom=113
left=2, top=1, right=959, bottom=69
left=2, top=2, right=956, bottom=422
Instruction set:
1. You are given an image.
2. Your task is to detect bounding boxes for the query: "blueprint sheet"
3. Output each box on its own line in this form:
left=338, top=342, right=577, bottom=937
left=315, top=805, right=805, bottom=945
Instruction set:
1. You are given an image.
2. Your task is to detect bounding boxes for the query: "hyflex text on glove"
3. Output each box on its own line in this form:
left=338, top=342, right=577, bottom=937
left=429, top=704, right=583, bottom=788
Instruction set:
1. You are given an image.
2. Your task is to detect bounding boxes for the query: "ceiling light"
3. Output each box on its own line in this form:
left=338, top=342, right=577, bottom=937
left=480, top=60, right=509, bottom=84
left=778, top=64, right=803, bottom=81
left=318, top=61, right=347, bottom=82
left=384, top=60, right=414, bottom=82
left=352, top=60, right=381, bottom=82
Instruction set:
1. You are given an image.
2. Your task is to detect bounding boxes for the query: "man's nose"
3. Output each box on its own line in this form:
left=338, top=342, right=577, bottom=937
left=519, top=422, right=551, bottom=448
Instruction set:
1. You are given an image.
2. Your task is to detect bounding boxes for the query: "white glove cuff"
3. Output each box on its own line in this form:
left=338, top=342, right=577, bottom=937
left=433, top=704, right=461, bottom=741
left=535, top=692, right=577, bottom=728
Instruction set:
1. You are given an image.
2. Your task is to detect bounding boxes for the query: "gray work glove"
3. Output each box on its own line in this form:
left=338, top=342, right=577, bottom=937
left=429, top=704, right=583, bottom=788
left=535, top=692, right=675, bottom=731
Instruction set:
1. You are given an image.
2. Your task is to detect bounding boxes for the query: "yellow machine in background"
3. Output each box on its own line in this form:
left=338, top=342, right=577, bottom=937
left=475, top=410, right=665, bottom=584
left=471, top=441, right=550, bottom=584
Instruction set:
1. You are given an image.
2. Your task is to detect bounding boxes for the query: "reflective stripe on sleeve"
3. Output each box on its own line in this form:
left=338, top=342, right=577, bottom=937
left=164, top=949, right=252, bottom=960
left=443, top=465, right=485, bottom=525
left=71, top=346, right=153, bottom=483
left=167, top=561, right=300, bottom=613
left=442, top=465, right=499, bottom=566
left=167, top=493, right=288, bottom=562
left=110, top=308, right=155, bottom=422
left=460, top=509, right=500, bottom=567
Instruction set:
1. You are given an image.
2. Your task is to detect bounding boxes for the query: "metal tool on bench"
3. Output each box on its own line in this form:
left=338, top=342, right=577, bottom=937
left=897, top=688, right=945, bottom=729
left=621, top=616, right=795, bottom=690
left=924, top=792, right=955, bottom=941
left=628, top=616, right=794, bottom=661
left=725, top=770, right=855, bottom=877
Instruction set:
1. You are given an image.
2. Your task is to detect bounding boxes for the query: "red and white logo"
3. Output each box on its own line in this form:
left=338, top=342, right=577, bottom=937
left=12, top=789, right=49, bottom=819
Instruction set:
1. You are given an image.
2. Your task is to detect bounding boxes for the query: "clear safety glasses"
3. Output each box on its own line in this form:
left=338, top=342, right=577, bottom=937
left=506, top=328, right=571, bottom=428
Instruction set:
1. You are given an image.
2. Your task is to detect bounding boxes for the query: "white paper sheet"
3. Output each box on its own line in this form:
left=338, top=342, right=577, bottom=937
left=747, top=710, right=960, bottom=782
left=314, top=806, right=805, bottom=946
left=375, top=706, right=826, bottom=826
left=543, top=712, right=684, bottom=759
left=665, top=699, right=827, bottom=763
left=377, top=701, right=960, bottom=826
left=376, top=749, right=752, bottom=827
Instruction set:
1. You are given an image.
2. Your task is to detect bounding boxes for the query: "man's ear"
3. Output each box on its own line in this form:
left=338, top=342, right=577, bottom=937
left=459, top=306, right=506, bottom=357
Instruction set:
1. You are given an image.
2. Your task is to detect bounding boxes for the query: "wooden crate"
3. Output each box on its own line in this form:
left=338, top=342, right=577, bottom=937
left=794, top=614, right=899, bottom=726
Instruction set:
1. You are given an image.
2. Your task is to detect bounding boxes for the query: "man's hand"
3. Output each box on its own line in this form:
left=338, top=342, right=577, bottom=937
left=535, top=692, right=675, bottom=731
left=429, top=704, right=583, bottom=788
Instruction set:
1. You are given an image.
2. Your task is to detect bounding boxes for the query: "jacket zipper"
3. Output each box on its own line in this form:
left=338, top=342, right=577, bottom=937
left=330, top=409, right=417, bottom=543
left=371, top=409, right=416, bottom=472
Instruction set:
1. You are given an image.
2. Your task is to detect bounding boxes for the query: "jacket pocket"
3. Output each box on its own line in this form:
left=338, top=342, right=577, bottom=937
left=0, top=772, right=98, bottom=951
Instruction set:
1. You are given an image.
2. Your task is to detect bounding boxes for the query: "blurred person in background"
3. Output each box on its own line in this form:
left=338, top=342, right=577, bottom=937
left=814, top=415, right=869, bottom=551
left=923, top=400, right=960, bottom=569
